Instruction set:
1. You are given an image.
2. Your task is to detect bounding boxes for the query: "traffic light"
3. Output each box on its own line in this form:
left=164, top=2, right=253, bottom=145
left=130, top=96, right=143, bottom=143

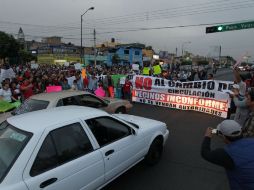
left=206, top=25, right=224, bottom=33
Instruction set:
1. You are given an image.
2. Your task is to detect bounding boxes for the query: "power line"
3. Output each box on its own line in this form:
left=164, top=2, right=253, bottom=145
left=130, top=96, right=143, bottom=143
left=90, top=2, right=254, bottom=26
left=84, top=0, right=254, bottom=25
left=0, top=1, right=254, bottom=39
left=0, top=0, right=253, bottom=31
left=96, top=19, right=254, bottom=34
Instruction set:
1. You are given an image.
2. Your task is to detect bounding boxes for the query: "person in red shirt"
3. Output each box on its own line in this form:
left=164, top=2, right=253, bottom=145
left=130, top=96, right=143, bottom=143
left=20, top=78, right=34, bottom=101
left=24, top=69, right=31, bottom=79
left=83, top=77, right=89, bottom=89
left=123, top=78, right=132, bottom=100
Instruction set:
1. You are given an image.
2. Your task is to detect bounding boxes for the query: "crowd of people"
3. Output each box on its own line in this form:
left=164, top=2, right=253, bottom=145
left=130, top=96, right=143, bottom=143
left=201, top=68, right=254, bottom=190
left=0, top=62, right=218, bottom=104
left=0, top=63, right=137, bottom=103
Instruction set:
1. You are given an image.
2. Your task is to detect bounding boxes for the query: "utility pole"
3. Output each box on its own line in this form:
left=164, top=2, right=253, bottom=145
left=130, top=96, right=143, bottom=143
left=219, top=45, right=222, bottom=67
left=175, top=47, right=178, bottom=57
left=80, top=15, right=83, bottom=63
left=80, top=7, right=95, bottom=64
left=93, top=29, right=97, bottom=68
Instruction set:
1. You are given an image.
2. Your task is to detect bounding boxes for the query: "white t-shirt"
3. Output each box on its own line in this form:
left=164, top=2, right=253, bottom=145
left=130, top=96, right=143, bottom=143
left=0, top=88, right=12, bottom=102
left=238, top=81, right=247, bottom=96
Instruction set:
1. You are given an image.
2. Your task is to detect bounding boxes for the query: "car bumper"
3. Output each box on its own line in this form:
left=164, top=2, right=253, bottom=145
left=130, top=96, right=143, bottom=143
left=163, top=129, right=169, bottom=146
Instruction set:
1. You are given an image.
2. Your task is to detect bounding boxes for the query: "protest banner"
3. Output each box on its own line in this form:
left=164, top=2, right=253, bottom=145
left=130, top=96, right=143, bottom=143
left=67, top=76, right=76, bottom=86
left=0, top=68, right=15, bottom=82
left=132, top=75, right=233, bottom=118
left=74, top=63, right=82, bottom=70
left=132, top=64, right=139, bottom=71
left=46, top=86, right=62, bottom=93
left=0, top=100, right=21, bottom=113
left=120, top=77, right=126, bottom=85
left=31, top=63, right=39, bottom=69
left=64, top=62, right=70, bottom=67
left=111, top=74, right=126, bottom=87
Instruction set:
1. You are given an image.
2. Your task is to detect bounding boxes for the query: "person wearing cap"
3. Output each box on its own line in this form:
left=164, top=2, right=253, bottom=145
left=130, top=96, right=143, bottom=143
left=230, top=84, right=250, bottom=126
left=201, top=120, right=254, bottom=190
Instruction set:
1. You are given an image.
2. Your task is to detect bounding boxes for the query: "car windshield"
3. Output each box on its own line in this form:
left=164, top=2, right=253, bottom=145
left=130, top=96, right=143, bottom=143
left=12, top=99, right=49, bottom=115
left=0, top=121, right=32, bottom=183
left=102, top=99, right=110, bottom=104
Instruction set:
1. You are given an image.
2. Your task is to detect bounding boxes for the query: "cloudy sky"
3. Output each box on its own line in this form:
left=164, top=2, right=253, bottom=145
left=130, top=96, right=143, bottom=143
left=1, top=0, right=254, bottom=60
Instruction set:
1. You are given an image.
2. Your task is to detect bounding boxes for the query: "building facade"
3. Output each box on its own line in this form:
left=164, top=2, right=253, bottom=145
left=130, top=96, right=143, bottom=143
left=107, top=43, right=145, bottom=67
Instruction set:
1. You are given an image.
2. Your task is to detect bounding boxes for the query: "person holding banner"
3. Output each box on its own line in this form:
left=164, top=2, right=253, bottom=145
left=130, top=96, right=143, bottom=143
left=152, top=62, right=162, bottom=77
left=142, top=61, right=151, bottom=76
left=207, top=73, right=214, bottom=80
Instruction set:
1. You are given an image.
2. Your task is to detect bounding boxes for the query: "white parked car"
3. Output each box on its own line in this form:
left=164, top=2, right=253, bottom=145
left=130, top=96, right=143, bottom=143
left=0, top=106, right=169, bottom=190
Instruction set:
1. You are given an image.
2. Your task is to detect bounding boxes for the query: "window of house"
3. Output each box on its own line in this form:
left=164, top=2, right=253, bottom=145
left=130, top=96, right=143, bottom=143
left=30, top=123, right=93, bottom=176
left=85, top=117, right=131, bottom=147
left=124, top=50, right=129, bottom=54
left=135, top=51, right=140, bottom=55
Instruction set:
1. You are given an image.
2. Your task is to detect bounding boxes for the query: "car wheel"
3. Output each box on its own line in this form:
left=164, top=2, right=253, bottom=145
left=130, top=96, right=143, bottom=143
left=115, top=107, right=126, bottom=114
left=145, top=138, right=163, bottom=166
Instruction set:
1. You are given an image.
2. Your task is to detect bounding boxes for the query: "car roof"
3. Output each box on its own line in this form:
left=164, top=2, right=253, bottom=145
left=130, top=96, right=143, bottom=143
left=30, top=91, right=90, bottom=102
left=7, top=106, right=108, bottom=134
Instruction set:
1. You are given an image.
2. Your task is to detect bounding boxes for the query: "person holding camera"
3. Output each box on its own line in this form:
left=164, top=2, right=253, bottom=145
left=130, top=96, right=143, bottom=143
left=201, top=120, right=254, bottom=190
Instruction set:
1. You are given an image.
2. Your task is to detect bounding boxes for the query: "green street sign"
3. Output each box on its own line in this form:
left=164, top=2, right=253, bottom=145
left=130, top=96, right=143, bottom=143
left=206, top=21, right=254, bottom=33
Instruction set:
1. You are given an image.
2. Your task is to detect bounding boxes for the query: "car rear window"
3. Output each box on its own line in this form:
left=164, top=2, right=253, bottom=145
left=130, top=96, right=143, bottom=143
left=0, top=121, right=32, bottom=183
left=13, top=99, right=49, bottom=115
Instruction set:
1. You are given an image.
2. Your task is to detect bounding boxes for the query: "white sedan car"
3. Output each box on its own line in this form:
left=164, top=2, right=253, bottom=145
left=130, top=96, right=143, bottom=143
left=0, top=106, right=169, bottom=190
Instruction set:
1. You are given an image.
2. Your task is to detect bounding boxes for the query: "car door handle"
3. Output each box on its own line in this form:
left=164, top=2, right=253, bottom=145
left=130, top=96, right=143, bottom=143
left=40, top=178, right=58, bottom=188
left=105, top=149, right=115, bottom=156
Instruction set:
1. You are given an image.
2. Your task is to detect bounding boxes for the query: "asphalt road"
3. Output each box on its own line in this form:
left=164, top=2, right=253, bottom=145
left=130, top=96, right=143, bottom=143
left=103, top=69, right=233, bottom=190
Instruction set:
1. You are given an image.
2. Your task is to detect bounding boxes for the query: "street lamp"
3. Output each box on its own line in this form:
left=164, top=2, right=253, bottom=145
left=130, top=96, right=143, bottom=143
left=81, top=7, right=94, bottom=64
left=181, top=41, right=191, bottom=57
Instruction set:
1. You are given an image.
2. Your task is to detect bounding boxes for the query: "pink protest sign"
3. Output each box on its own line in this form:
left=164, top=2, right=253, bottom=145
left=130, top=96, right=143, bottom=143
left=95, top=87, right=106, bottom=97
left=46, top=86, right=62, bottom=93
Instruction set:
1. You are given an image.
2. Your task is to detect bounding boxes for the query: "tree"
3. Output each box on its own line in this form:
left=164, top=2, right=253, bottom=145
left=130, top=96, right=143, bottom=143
left=19, top=49, right=37, bottom=63
left=145, top=46, right=153, bottom=50
left=0, top=31, right=20, bottom=63
left=181, top=60, right=192, bottom=65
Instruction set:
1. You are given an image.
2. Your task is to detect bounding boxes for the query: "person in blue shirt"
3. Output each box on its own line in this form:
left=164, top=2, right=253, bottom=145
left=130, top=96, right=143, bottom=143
left=75, top=72, right=84, bottom=91
left=201, top=120, right=254, bottom=190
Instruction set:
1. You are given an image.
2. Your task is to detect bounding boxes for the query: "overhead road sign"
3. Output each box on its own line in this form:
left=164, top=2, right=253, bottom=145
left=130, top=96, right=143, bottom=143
left=206, top=21, right=254, bottom=33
